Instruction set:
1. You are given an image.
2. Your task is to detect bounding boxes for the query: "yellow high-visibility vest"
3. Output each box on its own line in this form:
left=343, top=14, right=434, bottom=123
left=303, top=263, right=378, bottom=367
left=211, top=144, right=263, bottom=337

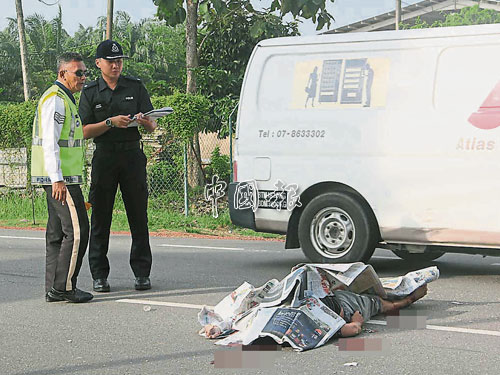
left=31, top=84, right=84, bottom=185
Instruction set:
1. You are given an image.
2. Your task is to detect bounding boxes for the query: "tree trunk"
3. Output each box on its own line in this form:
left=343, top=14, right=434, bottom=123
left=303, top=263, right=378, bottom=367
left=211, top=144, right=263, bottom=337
left=185, top=0, right=198, bottom=94
left=106, top=0, right=114, bottom=40
left=15, top=0, right=31, bottom=101
left=185, top=0, right=205, bottom=188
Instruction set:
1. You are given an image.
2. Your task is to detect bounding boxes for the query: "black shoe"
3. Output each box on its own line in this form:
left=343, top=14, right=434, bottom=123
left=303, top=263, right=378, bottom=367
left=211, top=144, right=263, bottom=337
left=93, top=278, right=110, bottom=292
left=45, top=292, right=64, bottom=302
left=135, top=277, right=151, bottom=290
left=48, top=288, right=93, bottom=303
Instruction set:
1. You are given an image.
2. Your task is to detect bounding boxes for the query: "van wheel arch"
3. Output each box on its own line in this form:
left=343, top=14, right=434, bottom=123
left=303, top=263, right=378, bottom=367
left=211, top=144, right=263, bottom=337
left=286, top=183, right=381, bottom=261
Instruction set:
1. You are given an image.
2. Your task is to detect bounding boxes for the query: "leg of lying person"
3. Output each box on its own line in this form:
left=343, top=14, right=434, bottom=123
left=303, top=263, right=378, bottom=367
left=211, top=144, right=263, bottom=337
left=379, top=284, right=428, bottom=314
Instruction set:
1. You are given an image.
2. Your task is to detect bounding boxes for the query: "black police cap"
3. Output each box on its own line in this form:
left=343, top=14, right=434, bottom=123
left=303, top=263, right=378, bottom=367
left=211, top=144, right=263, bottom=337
left=95, top=40, right=129, bottom=60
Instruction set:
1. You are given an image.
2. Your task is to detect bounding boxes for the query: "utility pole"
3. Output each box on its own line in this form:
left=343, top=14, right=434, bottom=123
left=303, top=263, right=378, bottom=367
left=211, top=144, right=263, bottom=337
left=106, top=0, right=114, bottom=40
left=15, top=0, right=31, bottom=101
left=395, top=0, right=402, bottom=30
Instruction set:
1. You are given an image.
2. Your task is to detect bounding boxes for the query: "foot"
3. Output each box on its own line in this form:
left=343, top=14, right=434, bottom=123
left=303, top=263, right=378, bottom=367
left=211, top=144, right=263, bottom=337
left=135, top=277, right=151, bottom=291
left=48, top=288, right=93, bottom=303
left=45, top=292, right=64, bottom=302
left=93, top=278, right=110, bottom=292
left=409, top=284, right=428, bottom=303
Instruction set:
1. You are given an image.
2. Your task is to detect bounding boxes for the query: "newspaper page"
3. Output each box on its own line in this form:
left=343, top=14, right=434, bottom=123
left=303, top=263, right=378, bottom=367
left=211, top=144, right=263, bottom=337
left=309, top=263, right=387, bottom=298
left=303, top=266, right=330, bottom=298
left=213, top=281, right=255, bottom=321
left=258, top=297, right=345, bottom=351
left=201, top=263, right=439, bottom=350
left=381, top=266, right=439, bottom=299
left=258, top=266, right=306, bottom=308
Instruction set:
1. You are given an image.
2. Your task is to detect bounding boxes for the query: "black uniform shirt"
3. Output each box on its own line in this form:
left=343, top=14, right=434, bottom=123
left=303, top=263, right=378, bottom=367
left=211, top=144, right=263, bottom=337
left=79, top=75, right=153, bottom=143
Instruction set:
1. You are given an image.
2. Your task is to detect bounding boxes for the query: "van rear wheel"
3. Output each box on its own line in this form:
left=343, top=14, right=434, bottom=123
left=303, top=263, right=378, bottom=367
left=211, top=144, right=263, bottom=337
left=298, top=191, right=378, bottom=263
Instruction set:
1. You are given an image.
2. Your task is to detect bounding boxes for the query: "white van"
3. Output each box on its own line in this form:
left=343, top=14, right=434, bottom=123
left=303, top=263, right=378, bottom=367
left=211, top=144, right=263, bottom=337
left=228, top=24, right=500, bottom=263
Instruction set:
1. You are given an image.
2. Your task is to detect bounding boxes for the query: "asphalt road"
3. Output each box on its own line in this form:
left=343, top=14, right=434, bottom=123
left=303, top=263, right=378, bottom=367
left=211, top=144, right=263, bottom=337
left=1, top=228, right=499, bottom=375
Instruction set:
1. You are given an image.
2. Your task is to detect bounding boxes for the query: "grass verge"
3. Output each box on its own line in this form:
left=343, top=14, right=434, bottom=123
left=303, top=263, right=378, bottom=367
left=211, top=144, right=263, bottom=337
left=0, top=188, right=284, bottom=240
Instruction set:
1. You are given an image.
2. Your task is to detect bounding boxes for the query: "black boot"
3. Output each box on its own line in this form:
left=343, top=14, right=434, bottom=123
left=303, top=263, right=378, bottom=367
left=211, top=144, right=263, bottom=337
left=48, top=288, right=93, bottom=303
left=135, top=277, right=151, bottom=290
left=93, top=278, right=110, bottom=292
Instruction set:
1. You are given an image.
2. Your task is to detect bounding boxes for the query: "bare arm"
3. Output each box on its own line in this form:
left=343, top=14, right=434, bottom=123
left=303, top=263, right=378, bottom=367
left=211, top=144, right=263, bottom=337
left=340, top=311, right=364, bottom=337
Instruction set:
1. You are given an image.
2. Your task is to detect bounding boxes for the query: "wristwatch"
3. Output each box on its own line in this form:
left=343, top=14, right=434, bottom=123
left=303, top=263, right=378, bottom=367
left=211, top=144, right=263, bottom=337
left=105, top=118, right=114, bottom=128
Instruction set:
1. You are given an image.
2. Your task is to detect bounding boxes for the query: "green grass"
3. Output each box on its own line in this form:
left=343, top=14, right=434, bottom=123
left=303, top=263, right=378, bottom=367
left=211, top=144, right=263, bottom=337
left=0, top=188, right=283, bottom=239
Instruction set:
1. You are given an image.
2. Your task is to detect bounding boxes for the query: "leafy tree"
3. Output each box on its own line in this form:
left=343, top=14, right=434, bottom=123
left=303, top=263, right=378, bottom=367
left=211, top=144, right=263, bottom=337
left=154, top=0, right=335, bottom=94
left=154, top=0, right=334, bottom=186
left=0, top=21, right=23, bottom=102
left=402, top=5, right=500, bottom=29
left=197, top=7, right=298, bottom=136
left=197, top=7, right=298, bottom=100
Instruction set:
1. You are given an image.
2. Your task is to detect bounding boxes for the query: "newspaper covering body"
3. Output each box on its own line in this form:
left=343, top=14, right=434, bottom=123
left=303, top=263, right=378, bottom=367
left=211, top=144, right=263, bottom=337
left=307, top=262, right=387, bottom=298
left=380, top=266, right=439, bottom=299
left=198, top=263, right=439, bottom=351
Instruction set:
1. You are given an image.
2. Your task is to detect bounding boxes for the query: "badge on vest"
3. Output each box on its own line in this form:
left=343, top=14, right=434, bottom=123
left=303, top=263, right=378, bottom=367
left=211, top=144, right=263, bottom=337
left=95, top=104, right=102, bottom=109
left=125, top=96, right=134, bottom=101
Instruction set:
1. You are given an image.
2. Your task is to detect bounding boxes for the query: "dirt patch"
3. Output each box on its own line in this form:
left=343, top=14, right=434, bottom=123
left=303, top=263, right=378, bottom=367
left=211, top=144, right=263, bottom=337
left=0, top=225, right=285, bottom=242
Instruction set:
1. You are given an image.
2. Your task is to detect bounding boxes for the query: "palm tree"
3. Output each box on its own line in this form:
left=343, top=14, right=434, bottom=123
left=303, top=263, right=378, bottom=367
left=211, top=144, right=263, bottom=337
left=15, top=0, right=31, bottom=100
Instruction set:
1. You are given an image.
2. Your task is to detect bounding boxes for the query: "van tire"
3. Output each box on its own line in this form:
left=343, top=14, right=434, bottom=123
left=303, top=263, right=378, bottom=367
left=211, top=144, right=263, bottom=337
left=391, top=248, right=445, bottom=262
left=298, top=191, right=377, bottom=263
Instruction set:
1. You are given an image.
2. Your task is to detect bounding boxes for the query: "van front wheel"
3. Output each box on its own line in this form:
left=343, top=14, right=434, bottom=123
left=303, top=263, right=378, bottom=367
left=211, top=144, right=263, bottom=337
left=298, top=192, right=378, bottom=263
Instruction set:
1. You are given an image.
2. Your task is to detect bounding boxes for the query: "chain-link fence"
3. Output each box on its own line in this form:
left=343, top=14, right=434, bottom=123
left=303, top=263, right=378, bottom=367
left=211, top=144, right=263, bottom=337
left=0, top=130, right=233, bottom=223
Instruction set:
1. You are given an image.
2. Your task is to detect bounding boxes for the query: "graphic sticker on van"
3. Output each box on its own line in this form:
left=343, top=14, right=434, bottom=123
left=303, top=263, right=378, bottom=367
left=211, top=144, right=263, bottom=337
left=468, top=80, right=500, bottom=130
left=292, top=58, right=390, bottom=109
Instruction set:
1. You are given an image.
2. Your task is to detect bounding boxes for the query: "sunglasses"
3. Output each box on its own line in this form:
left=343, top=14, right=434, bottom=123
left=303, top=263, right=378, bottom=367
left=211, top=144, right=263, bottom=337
left=65, top=69, right=89, bottom=77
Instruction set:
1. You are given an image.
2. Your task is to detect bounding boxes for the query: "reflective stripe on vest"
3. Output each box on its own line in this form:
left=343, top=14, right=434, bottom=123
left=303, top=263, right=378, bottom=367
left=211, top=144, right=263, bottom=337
left=32, top=137, right=83, bottom=147
left=31, top=175, right=83, bottom=185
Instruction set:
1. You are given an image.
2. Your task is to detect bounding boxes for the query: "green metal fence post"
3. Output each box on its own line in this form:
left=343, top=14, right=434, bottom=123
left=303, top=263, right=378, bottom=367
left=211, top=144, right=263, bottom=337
left=183, top=142, right=189, bottom=216
left=30, top=184, right=36, bottom=225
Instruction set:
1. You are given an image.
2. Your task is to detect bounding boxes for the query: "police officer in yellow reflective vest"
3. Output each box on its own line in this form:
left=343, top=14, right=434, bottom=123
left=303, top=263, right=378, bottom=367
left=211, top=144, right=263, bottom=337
left=31, top=52, right=93, bottom=303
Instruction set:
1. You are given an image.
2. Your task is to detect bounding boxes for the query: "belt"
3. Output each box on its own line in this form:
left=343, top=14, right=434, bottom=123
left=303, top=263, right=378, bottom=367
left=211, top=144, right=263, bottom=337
left=95, top=141, right=140, bottom=151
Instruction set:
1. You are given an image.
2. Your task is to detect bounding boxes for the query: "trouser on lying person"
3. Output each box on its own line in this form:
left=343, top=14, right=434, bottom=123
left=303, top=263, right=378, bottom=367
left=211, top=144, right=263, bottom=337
left=320, top=284, right=428, bottom=337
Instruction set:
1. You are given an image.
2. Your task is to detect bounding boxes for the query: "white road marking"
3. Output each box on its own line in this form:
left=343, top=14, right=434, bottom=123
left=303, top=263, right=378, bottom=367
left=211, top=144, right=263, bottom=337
left=116, top=300, right=500, bottom=337
left=117, top=298, right=213, bottom=310
left=0, top=235, right=44, bottom=240
left=0, top=235, right=281, bottom=253
left=96, top=286, right=235, bottom=301
left=367, top=319, right=500, bottom=337
left=158, top=244, right=245, bottom=251
left=491, top=263, right=500, bottom=266
left=157, top=244, right=274, bottom=252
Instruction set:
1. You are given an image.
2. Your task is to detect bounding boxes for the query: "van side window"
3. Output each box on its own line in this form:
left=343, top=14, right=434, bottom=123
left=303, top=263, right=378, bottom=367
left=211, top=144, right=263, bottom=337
left=434, top=44, right=500, bottom=117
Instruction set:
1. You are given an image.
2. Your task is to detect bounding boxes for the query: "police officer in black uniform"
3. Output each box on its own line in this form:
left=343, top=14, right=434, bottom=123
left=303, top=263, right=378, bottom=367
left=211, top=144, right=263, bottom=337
left=79, top=40, right=157, bottom=292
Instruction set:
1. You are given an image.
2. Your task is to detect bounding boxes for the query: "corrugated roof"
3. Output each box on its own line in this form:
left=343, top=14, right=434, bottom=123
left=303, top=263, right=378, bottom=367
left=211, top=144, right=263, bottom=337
left=325, top=0, right=500, bottom=34
left=259, top=22, right=500, bottom=47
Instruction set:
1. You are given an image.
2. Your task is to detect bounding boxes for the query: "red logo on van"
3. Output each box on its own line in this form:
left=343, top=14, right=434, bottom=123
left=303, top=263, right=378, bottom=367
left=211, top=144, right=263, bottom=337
left=468, top=81, right=500, bottom=130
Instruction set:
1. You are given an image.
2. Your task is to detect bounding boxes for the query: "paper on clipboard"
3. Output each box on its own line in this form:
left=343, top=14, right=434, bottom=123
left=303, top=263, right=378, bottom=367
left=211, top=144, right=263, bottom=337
left=127, top=107, right=173, bottom=127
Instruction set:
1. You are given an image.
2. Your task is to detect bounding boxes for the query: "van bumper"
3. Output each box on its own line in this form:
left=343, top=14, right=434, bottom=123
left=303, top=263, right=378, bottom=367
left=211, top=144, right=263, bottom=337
left=228, top=182, right=256, bottom=230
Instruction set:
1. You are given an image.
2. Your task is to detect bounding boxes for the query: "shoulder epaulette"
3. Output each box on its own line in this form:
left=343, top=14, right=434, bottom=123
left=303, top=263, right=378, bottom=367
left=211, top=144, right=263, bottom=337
left=83, top=81, right=98, bottom=89
left=122, top=75, right=141, bottom=82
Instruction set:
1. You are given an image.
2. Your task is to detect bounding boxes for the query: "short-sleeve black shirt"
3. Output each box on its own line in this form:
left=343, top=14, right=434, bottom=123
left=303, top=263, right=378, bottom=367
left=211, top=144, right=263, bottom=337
left=79, top=75, right=153, bottom=143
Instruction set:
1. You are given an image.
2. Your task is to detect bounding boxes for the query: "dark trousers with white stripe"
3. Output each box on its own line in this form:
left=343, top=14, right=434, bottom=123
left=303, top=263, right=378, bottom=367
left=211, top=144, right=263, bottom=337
left=44, top=184, right=89, bottom=292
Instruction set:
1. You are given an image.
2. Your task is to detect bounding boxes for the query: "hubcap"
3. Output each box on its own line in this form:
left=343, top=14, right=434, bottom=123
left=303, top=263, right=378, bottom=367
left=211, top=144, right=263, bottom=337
left=310, top=207, right=355, bottom=258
